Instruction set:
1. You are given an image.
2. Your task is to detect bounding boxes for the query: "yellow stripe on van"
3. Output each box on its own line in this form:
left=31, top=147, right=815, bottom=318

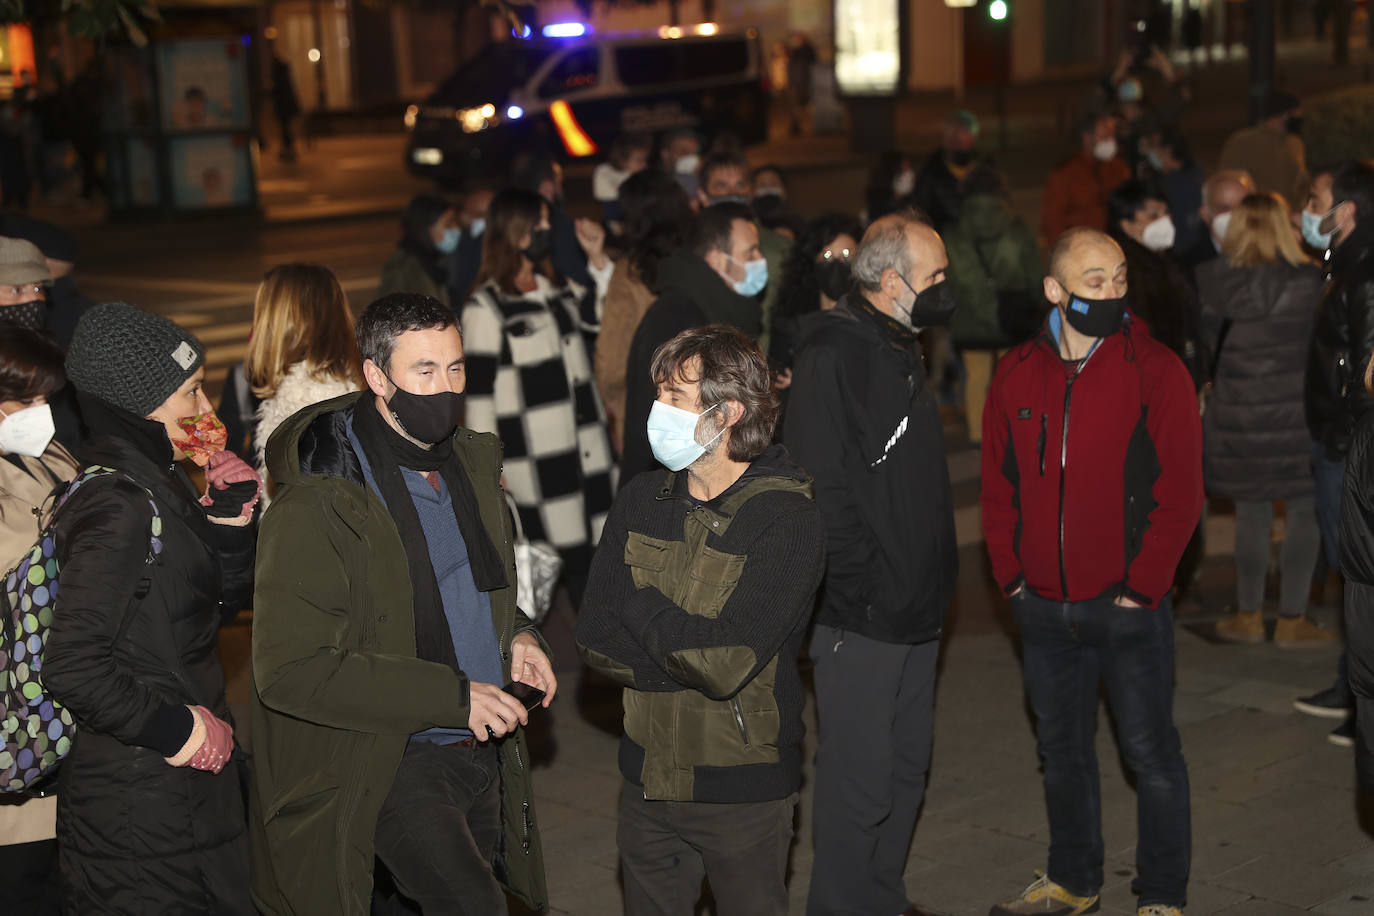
left=549, top=100, right=599, bottom=157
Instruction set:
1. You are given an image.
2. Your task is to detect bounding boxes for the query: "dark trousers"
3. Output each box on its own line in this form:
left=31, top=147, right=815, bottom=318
left=1014, top=592, right=1191, bottom=908
left=373, top=740, right=504, bottom=916
left=0, top=839, right=60, bottom=915
left=618, top=781, right=797, bottom=916
left=806, top=625, right=939, bottom=916
left=1312, top=442, right=1353, bottom=705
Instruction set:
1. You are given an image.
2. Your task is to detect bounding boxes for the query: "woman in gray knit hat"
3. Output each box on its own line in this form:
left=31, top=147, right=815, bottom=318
left=40, top=302, right=262, bottom=915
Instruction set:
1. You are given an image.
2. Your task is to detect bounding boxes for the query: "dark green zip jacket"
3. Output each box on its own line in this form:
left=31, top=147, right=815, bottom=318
left=576, top=445, right=825, bottom=803
left=247, top=392, right=547, bottom=915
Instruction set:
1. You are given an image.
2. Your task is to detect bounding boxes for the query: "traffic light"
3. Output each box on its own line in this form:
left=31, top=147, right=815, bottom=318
left=988, top=0, right=1008, bottom=20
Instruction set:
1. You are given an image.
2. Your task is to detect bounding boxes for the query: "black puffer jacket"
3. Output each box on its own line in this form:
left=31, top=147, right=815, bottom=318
left=43, top=404, right=256, bottom=916
left=1305, top=226, right=1374, bottom=459
left=1198, top=258, right=1322, bottom=500
left=1339, top=408, right=1374, bottom=794
left=783, top=297, right=957, bottom=645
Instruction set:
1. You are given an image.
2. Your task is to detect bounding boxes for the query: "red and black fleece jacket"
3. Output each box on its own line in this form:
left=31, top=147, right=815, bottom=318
left=979, top=318, right=1203, bottom=608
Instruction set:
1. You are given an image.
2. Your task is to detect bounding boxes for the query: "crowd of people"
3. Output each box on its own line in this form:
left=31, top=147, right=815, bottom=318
left=1, top=56, right=1374, bottom=916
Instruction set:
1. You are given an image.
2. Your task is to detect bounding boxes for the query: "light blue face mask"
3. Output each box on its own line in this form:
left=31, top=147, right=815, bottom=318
left=435, top=227, right=461, bottom=255
left=467, top=217, right=486, bottom=239
left=646, top=400, right=724, bottom=471
left=728, top=255, right=769, bottom=297
left=1301, top=206, right=1339, bottom=251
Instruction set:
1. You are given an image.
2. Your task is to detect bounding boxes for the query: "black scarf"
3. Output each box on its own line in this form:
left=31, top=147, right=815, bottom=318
left=851, top=293, right=919, bottom=348
left=350, top=400, right=506, bottom=675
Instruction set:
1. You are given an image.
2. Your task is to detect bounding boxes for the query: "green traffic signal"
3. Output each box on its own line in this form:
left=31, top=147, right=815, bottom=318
left=989, top=0, right=1008, bottom=20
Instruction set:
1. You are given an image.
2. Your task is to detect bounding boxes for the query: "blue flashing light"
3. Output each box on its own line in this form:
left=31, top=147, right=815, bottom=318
left=512, top=24, right=532, bottom=39
left=506, top=105, right=524, bottom=120
left=542, top=22, right=588, bottom=38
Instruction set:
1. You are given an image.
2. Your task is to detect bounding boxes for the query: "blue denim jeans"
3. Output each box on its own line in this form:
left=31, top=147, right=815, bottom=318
left=1311, top=441, right=1353, bottom=705
left=1013, top=592, right=1191, bottom=907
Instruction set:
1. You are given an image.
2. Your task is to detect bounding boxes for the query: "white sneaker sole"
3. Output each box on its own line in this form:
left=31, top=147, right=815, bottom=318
left=1294, top=699, right=1353, bottom=719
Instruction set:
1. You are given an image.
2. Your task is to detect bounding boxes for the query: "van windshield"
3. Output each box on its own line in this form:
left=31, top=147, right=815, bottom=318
left=431, top=42, right=558, bottom=108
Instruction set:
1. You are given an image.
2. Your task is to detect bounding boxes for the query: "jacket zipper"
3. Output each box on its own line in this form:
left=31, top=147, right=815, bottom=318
left=730, top=697, right=751, bottom=747
left=1037, top=413, right=1047, bottom=476
left=1058, top=349, right=1096, bottom=597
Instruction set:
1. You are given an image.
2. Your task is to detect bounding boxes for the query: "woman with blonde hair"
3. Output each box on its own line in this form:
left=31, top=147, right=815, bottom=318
left=244, top=263, right=363, bottom=466
left=1198, top=191, right=1330, bottom=646
left=461, top=187, right=615, bottom=608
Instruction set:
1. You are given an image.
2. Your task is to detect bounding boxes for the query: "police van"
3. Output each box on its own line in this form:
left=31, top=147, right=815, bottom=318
left=405, top=24, right=768, bottom=185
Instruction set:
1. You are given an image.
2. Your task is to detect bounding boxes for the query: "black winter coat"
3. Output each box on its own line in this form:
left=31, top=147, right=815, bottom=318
left=783, top=297, right=957, bottom=644
left=1305, top=228, right=1374, bottom=459
left=43, top=421, right=256, bottom=915
left=1339, top=408, right=1374, bottom=794
left=1198, top=258, right=1322, bottom=501
left=1117, top=234, right=1205, bottom=388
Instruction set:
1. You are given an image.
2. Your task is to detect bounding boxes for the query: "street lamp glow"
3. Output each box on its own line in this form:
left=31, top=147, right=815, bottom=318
left=989, top=0, right=1008, bottom=20
left=307, top=48, right=321, bottom=63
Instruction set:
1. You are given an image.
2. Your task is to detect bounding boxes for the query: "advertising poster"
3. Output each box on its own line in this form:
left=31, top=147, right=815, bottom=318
left=158, top=38, right=251, bottom=131
left=171, top=135, right=253, bottom=209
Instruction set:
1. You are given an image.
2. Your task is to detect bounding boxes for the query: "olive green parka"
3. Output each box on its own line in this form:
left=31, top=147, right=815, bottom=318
left=247, top=392, right=547, bottom=915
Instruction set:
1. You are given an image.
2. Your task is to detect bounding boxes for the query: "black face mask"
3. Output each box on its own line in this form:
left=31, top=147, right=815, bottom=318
left=753, top=190, right=785, bottom=216
left=385, top=374, right=465, bottom=445
left=1285, top=114, right=1304, bottom=136
left=814, top=259, right=853, bottom=302
left=0, top=300, right=47, bottom=331
left=524, top=228, right=553, bottom=264
left=897, top=277, right=958, bottom=328
left=1062, top=291, right=1127, bottom=339
left=948, top=148, right=976, bottom=167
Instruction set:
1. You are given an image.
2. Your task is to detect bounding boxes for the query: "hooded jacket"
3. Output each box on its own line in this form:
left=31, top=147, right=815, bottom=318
left=980, top=312, right=1203, bottom=608
left=43, top=422, right=257, bottom=915
left=783, top=297, right=958, bottom=645
left=576, top=446, right=824, bottom=802
left=247, top=392, right=547, bottom=915
left=1305, top=226, right=1374, bottom=459
left=620, top=251, right=763, bottom=479
left=1198, top=258, right=1322, bottom=501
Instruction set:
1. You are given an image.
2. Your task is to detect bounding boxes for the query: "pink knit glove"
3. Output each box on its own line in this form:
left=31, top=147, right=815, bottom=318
left=200, top=450, right=261, bottom=523
left=187, top=705, right=234, bottom=774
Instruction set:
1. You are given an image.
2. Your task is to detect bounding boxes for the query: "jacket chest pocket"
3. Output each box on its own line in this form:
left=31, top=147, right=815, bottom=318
left=504, top=311, right=563, bottom=366
left=624, top=532, right=746, bottom=619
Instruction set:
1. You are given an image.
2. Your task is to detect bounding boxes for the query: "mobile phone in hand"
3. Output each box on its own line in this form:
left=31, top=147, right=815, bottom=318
left=502, top=681, right=546, bottom=711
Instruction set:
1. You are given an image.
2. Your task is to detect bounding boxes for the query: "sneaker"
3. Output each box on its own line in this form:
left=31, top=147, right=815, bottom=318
left=1329, top=719, right=1356, bottom=748
left=1214, top=609, right=1264, bottom=644
left=990, top=872, right=1100, bottom=915
left=1138, top=907, right=1184, bottom=916
left=1273, top=615, right=1338, bottom=649
left=1294, top=686, right=1354, bottom=719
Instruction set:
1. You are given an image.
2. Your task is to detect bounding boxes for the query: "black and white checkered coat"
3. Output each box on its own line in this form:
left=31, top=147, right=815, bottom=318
left=461, top=276, right=616, bottom=554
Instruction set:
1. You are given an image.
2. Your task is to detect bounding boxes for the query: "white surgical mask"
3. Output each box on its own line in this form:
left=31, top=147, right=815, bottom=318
left=467, top=217, right=486, bottom=239
left=892, top=169, right=916, bottom=197
left=675, top=153, right=700, bottom=175
left=1092, top=138, right=1119, bottom=162
left=646, top=400, right=723, bottom=471
left=1141, top=215, right=1177, bottom=252
left=0, top=402, right=55, bottom=458
left=1209, top=210, right=1233, bottom=247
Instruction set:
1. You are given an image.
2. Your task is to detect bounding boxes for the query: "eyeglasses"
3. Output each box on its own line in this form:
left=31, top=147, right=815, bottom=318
left=2, top=284, right=45, bottom=298
left=820, top=247, right=853, bottom=262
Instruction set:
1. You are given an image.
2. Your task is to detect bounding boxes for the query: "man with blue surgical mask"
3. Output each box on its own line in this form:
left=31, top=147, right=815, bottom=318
left=620, top=202, right=766, bottom=479
left=785, top=213, right=957, bottom=916
left=577, top=325, right=825, bottom=916
left=1298, top=160, right=1374, bottom=745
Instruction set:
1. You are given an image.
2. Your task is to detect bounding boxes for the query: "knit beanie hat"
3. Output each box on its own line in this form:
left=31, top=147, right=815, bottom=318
left=65, top=302, right=206, bottom=417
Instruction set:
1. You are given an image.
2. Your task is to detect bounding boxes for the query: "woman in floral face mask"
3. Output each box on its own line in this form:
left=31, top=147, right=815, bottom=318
left=40, top=302, right=260, bottom=915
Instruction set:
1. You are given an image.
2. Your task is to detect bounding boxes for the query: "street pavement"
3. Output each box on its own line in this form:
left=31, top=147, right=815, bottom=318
left=32, top=24, right=1374, bottom=916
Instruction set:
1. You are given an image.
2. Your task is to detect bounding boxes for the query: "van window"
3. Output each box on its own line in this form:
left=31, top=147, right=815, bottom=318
left=539, top=46, right=600, bottom=98
left=434, top=43, right=556, bottom=107
left=615, top=39, right=751, bottom=89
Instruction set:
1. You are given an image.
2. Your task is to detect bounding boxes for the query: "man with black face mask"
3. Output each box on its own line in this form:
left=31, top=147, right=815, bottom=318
left=249, top=293, right=554, bottom=915
left=981, top=228, right=1201, bottom=916
left=912, top=109, right=1000, bottom=234
left=785, top=212, right=958, bottom=916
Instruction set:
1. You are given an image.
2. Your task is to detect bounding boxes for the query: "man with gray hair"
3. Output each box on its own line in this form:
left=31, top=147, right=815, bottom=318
left=1176, top=168, right=1256, bottom=286
left=785, top=212, right=959, bottom=916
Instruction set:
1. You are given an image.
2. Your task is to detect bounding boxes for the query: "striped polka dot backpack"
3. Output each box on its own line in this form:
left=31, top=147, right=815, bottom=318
left=1, top=466, right=162, bottom=795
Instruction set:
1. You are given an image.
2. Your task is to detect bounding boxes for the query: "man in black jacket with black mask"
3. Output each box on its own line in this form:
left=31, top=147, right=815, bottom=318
left=620, top=201, right=764, bottom=480
left=1299, top=159, right=1374, bottom=739
left=785, top=212, right=958, bottom=916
